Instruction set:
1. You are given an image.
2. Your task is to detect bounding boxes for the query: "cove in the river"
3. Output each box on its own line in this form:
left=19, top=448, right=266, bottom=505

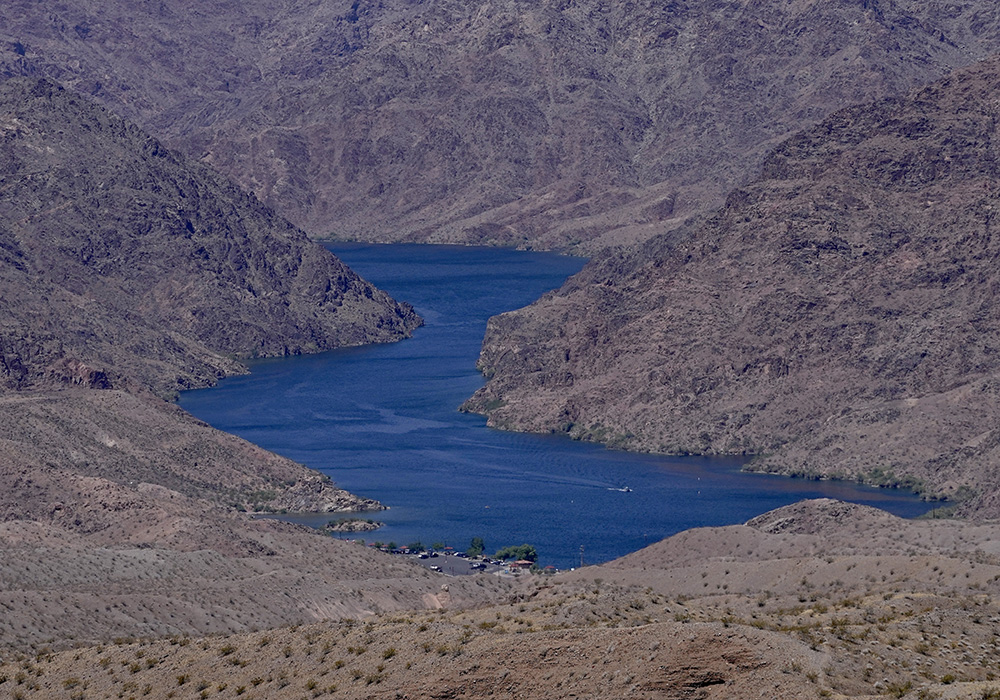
left=179, top=243, right=935, bottom=569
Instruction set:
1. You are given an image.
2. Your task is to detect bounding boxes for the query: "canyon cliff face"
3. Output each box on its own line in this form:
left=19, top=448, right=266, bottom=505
left=0, top=77, right=420, bottom=398
left=466, top=55, right=1000, bottom=516
left=4, top=1, right=1000, bottom=249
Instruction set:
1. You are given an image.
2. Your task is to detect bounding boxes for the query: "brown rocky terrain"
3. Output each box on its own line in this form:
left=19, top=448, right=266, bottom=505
left=0, top=77, right=420, bottom=398
left=6, top=499, right=1000, bottom=700
left=0, top=499, right=509, bottom=653
left=0, top=78, right=473, bottom=651
left=5, top=2, right=1000, bottom=250
left=466, top=54, right=1000, bottom=516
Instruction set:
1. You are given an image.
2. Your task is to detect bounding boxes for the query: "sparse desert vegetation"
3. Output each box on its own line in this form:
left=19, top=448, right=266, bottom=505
left=5, top=500, right=1000, bottom=699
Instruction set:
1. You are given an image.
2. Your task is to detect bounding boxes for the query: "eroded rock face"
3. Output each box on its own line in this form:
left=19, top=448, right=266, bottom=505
left=4, top=2, right=1000, bottom=249
left=466, top=55, right=1000, bottom=516
left=0, top=77, right=420, bottom=397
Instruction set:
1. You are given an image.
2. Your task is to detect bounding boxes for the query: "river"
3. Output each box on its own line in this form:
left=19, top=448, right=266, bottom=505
left=179, top=244, right=934, bottom=569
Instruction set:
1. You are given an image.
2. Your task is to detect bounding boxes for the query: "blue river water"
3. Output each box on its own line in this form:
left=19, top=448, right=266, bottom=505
left=179, top=244, right=934, bottom=569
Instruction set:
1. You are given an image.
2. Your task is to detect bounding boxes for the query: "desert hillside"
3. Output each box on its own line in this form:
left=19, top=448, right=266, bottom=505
left=4, top=1, right=1000, bottom=249
left=0, top=78, right=466, bottom=650
left=6, top=500, right=1000, bottom=700
left=0, top=77, right=420, bottom=398
left=466, top=53, right=1000, bottom=517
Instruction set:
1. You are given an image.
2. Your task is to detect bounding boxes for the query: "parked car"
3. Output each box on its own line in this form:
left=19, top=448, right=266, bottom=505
left=430, top=565, right=442, bottom=572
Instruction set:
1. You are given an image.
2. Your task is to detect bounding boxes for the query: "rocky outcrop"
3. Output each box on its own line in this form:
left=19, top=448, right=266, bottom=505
left=4, top=2, right=1000, bottom=249
left=0, top=75, right=421, bottom=514
left=0, top=77, right=420, bottom=397
left=0, top=389, right=382, bottom=538
left=466, top=55, right=1000, bottom=516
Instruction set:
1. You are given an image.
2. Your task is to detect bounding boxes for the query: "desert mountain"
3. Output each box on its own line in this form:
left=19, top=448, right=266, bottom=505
left=0, top=77, right=420, bottom=398
left=4, top=1, right=1000, bottom=249
left=466, top=54, right=1000, bottom=516
left=0, top=78, right=456, bottom=649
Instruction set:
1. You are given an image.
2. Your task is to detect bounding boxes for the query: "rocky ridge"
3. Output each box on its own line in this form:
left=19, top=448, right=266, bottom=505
left=466, top=54, right=1000, bottom=516
left=5, top=1, right=1000, bottom=249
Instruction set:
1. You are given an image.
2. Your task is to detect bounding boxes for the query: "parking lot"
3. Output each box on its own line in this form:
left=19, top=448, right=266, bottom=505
left=408, top=552, right=507, bottom=576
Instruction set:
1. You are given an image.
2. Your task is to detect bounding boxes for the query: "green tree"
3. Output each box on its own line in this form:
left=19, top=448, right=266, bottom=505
left=467, top=537, right=485, bottom=557
left=431, top=542, right=446, bottom=551
left=494, top=544, right=538, bottom=562
left=407, top=541, right=425, bottom=552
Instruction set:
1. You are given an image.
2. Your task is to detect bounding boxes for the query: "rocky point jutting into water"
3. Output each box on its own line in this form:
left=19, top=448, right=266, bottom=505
left=466, top=55, right=1000, bottom=517
left=0, top=78, right=511, bottom=651
left=0, top=77, right=420, bottom=398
